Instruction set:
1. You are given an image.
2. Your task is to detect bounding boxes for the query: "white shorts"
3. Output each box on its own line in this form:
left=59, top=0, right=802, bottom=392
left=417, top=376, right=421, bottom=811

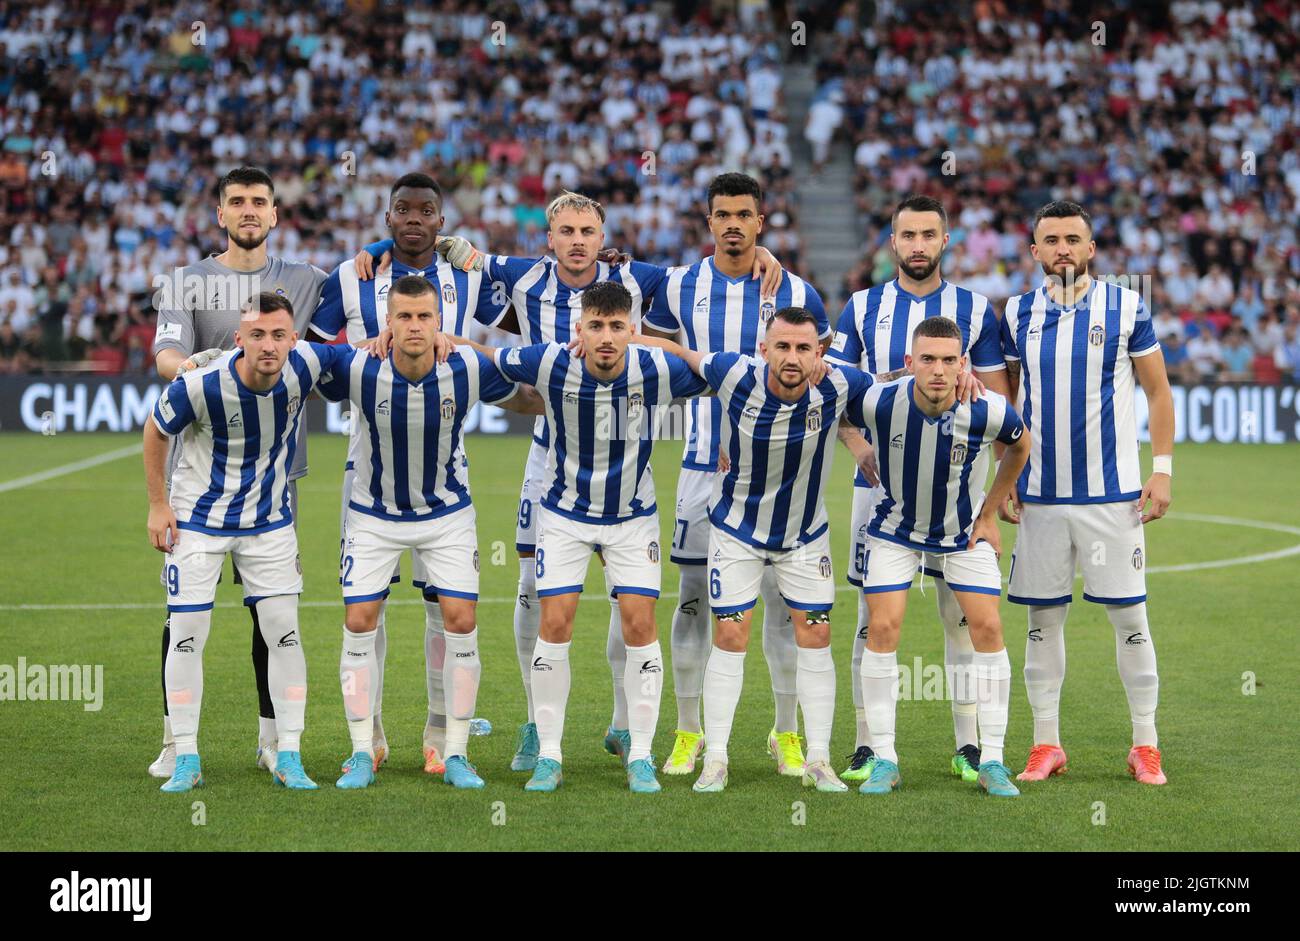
left=515, top=439, right=549, bottom=553
left=162, top=524, right=302, bottom=612
left=535, top=506, right=661, bottom=598
left=1008, top=501, right=1147, bottom=606
left=708, top=527, right=836, bottom=615
left=670, top=467, right=714, bottom=565
left=848, top=485, right=950, bottom=586
left=862, top=534, right=1002, bottom=596
left=341, top=506, right=480, bottom=604
left=340, top=467, right=408, bottom=592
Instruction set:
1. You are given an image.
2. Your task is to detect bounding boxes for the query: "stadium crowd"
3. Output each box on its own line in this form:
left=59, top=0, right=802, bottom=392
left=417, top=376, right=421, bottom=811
left=0, top=0, right=1297, bottom=384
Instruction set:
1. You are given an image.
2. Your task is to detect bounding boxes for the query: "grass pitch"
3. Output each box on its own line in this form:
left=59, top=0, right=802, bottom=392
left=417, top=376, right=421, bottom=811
left=1, top=431, right=1297, bottom=851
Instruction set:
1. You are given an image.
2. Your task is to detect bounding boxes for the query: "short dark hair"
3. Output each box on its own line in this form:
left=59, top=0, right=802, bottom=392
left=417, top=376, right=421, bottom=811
left=912, top=316, right=962, bottom=343
left=390, top=274, right=437, bottom=300
left=771, top=306, right=819, bottom=330
left=391, top=173, right=442, bottom=202
left=241, top=291, right=294, bottom=320
left=892, top=194, right=948, bottom=231
left=580, top=281, right=633, bottom=317
left=706, top=172, right=763, bottom=213
left=1033, top=199, right=1093, bottom=236
left=217, top=166, right=275, bottom=203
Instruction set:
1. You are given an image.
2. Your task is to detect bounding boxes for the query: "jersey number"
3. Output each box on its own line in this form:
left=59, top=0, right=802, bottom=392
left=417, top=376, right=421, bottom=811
left=535, top=548, right=545, bottom=579
left=854, top=542, right=866, bottom=574
left=709, top=567, right=721, bottom=600
left=518, top=499, right=532, bottom=530
left=166, top=564, right=180, bottom=597
left=673, top=518, right=689, bottom=550
left=341, top=555, right=355, bottom=588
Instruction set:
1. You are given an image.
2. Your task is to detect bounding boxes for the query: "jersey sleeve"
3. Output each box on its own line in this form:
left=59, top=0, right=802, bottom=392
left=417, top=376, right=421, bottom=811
left=804, top=283, right=832, bottom=339
left=642, top=275, right=681, bottom=335
left=1129, top=296, right=1160, bottom=357
left=310, top=343, right=356, bottom=402
left=471, top=273, right=510, bottom=329
left=474, top=349, right=518, bottom=404
left=970, top=300, right=1006, bottom=371
left=364, top=237, right=394, bottom=261
left=308, top=267, right=345, bottom=339
left=699, top=350, right=741, bottom=392
left=991, top=397, right=1025, bottom=445
left=484, top=255, right=540, bottom=294
left=664, top=350, right=709, bottom=398
left=492, top=343, right=545, bottom=385
left=152, top=376, right=199, bottom=435
left=153, top=273, right=195, bottom=354
left=825, top=299, right=863, bottom=365
left=1000, top=303, right=1021, bottom=362
left=842, top=383, right=876, bottom=435
left=628, top=260, right=669, bottom=303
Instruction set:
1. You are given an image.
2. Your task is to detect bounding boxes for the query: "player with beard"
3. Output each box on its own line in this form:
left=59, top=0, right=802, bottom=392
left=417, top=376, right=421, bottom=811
left=826, top=194, right=1012, bottom=786
left=1001, top=201, right=1174, bottom=787
left=148, top=167, right=329, bottom=781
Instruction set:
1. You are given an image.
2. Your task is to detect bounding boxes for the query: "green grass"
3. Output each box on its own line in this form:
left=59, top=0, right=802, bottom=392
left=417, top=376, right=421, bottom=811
left=1, top=433, right=1297, bottom=851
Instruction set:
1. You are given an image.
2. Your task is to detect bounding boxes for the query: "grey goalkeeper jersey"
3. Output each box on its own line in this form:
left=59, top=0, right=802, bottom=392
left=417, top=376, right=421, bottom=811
left=153, top=254, right=328, bottom=479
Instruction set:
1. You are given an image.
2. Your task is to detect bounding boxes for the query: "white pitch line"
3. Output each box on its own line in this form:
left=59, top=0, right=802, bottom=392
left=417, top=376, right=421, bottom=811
left=0, top=442, right=143, bottom=494
left=2, top=512, right=1297, bottom=613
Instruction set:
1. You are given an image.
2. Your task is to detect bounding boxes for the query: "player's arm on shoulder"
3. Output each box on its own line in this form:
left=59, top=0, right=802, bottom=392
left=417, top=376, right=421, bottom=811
left=354, top=238, right=394, bottom=280
left=1133, top=346, right=1174, bottom=523
left=497, top=382, right=545, bottom=415
left=754, top=245, right=783, bottom=297
left=307, top=267, right=346, bottom=340
left=153, top=297, right=196, bottom=380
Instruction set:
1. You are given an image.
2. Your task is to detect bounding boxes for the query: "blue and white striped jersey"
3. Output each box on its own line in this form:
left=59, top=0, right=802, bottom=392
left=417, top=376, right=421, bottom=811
left=701, top=352, right=870, bottom=551
left=644, top=258, right=830, bottom=471
left=309, top=256, right=506, bottom=472
left=492, top=342, right=707, bottom=524
left=484, top=255, right=669, bottom=448
left=152, top=341, right=345, bottom=535
left=848, top=377, right=1024, bottom=552
left=316, top=346, right=517, bottom=522
left=1000, top=279, right=1159, bottom=504
left=827, top=279, right=1004, bottom=489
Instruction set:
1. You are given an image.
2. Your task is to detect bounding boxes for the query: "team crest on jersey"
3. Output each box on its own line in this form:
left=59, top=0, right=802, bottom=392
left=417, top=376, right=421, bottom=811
left=950, top=442, right=968, bottom=464
left=441, top=396, right=455, bottom=420
left=1089, top=323, right=1105, bottom=346
left=647, top=540, right=660, bottom=563
left=287, top=395, right=300, bottom=415
left=442, top=282, right=456, bottom=306
left=743, top=404, right=760, bottom=421
left=805, top=407, right=821, bottom=432
left=760, top=299, right=776, bottom=323
left=1131, top=547, right=1144, bottom=571
left=376, top=399, right=390, bottom=416
left=819, top=555, right=832, bottom=578
left=628, top=391, right=644, bottom=418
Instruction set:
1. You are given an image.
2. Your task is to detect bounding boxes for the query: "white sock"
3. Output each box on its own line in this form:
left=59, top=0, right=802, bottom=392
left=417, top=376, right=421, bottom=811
left=254, top=596, right=306, bottom=753
left=670, top=566, right=709, bottom=733
left=624, top=640, right=663, bottom=763
left=796, top=645, right=836, bottom=765
left=514, top=559, right=540, bottom=723
left=606, top=570, right=628, bottom=729
left=937, top=579, right=978, bottom=749
left=760, top=571, right=798, bottom=733
left=340, top=626, right=376, bottom=757
left=372, top=605, right=387, bottom=741
left=258, top=715, right=276, bottom=747
left=973, top=648, right=1011, bottom=766
left=860, top=649, right=900, bottom=764
left=443, top=628, right=480, bottom=759
left=531, top=638, right=570, bottom=763
left=162, top=715, right=174, bottom=748
left=1107, top=603, right=1159, bottom=748
left=852, top=594, right=869, bottom=747
left=165, top=610, right=211, bottom=756
left=424, top=601, right=446, bottom=744
left=702, top=646, right=746, bottom=763
left=1023, top=604, right=1069, bottom=746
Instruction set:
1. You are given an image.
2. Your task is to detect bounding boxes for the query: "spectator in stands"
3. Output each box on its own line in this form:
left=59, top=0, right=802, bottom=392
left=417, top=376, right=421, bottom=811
left=1220, top=327, right=1255, bottom=382
left=1187, top=322, right=1226, bottom=380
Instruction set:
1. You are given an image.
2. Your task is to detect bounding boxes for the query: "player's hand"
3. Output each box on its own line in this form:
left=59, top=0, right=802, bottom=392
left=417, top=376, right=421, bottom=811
left=717, top=452, right=731, bottom=474
left=754, top=246, right=783, bottom=298
left=432, top=332, right=455, bottom=364
left=997, top=491, right=1021, bottom=525
left=855, top=443, right=880, bottom=487
left=369, top=329, right=392, bottom=358
left=597, top=247, right=632, bottom=267
left=435, top=236, right=485, bottom=272
left=175, top=347, right=222, bottom=376
left=354, top=249, right=391, bottom=280
left=955, top=370, right=985, bottom=404
left=969, top=512, right=1001, bottom=557
left=148, top=503, right=179, bottom=553
left=808, top=354, right=830, bottom=385
left=1138, top=472, right=1171, bottom=523
left=567, top=335, right=588, bottom=358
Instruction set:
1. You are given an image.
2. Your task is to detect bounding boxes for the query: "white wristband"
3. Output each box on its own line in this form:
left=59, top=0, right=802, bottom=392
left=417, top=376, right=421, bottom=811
left=1152, top=454, right=1172, bottom=477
